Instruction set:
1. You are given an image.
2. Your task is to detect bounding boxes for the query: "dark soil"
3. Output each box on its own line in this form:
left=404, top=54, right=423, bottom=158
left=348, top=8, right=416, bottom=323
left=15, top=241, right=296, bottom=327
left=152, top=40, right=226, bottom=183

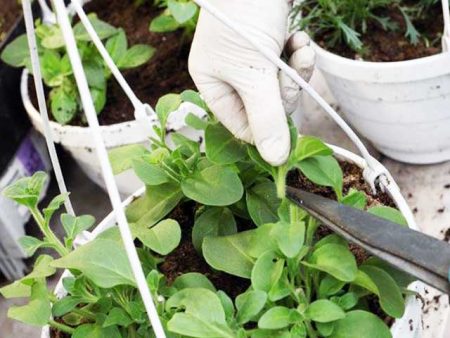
left=0, top=0, right=20, bottom=44
left=32, top=0, right=194, bottom=126
left=316, top=3, right=443, bottom=62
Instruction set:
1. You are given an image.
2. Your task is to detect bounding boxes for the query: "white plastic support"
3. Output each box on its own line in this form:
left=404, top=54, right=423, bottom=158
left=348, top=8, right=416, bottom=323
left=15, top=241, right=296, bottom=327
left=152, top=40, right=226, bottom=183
left=441, top=0, right=450, bottom=51
left=22, top=0, right=74, bottom=216
left=70, top=0, right=156, bottom=132
left=37, top=0, right=57, bottom=25
left=49, top=0, right=166, bottom=336
left=192, top=0, right=390, bottom=193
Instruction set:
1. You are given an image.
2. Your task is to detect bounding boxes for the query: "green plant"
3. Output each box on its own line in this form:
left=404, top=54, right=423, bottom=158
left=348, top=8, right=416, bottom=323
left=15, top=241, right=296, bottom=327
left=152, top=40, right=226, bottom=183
left=292, top=0, right=437, bottom=52
left=2, top=91, right=413, bottom=337
left=0, top=14, right=154, bottom=125
left=149, top=0, right=198, bottom=36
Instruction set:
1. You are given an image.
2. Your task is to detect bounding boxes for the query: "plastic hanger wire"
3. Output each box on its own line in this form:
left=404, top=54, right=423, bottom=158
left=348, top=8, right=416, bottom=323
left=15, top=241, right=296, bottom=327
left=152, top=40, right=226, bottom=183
left=22, top=0, right=75, bottom=216
left=49, top=0, right=166, bottom=336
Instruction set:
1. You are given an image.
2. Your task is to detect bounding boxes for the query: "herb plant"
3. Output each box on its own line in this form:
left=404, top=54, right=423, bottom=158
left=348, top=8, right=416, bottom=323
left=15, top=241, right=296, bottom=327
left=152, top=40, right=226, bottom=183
left=0, top=14, right=155, bottom=125
left=292, top=0, right=438, bottom=52
left=2, top=91, right=413, bottom=337
left=149, top=0, right=198, bottom=36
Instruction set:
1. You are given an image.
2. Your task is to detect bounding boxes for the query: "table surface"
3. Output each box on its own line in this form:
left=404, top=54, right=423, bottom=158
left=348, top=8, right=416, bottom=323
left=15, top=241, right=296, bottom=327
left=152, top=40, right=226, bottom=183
left=1, top=71, right=449, bottom=337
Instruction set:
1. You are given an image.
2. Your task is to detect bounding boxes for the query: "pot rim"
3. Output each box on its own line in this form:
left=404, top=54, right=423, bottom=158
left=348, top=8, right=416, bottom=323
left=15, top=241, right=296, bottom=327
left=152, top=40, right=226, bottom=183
left=311, top=40, right=450, bottom=83
left=40, top=144, right=424, bottom=338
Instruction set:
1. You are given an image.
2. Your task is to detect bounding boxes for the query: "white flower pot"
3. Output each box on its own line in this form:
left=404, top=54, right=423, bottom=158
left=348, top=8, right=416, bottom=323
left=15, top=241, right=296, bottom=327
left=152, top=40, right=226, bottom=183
left=21, top=70, right=205, bottom=196
left=40, top=145, right=424, bottom=338
left=312, top=42, right=450, bottom=164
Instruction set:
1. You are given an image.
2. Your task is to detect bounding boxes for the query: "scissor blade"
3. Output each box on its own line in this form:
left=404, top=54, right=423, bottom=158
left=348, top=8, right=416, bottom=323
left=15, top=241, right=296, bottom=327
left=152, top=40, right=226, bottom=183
left=286, top=186, right=450, bottom=294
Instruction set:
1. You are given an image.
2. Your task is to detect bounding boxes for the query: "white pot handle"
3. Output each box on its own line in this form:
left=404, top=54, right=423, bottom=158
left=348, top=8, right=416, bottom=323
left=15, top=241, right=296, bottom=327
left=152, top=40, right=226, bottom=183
left=442, top=0, right=450, bottom=51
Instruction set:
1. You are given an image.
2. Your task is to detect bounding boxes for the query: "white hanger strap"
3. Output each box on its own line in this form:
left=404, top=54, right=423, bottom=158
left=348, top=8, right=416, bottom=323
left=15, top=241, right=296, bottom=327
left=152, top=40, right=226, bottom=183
left=22, top=0, right=75, bottom=216
left=50, top=0, right=165, bottom=336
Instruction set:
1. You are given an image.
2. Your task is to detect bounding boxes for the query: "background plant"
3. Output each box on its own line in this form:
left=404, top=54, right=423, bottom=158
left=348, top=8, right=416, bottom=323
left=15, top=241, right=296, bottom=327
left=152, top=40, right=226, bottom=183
left=148, top=0, right=199, bottom=36
left=292, top=0, right=441, bottom=52
left=2, top=91, right=414, bottom=337
left=1, top=14, right=155, bottom=125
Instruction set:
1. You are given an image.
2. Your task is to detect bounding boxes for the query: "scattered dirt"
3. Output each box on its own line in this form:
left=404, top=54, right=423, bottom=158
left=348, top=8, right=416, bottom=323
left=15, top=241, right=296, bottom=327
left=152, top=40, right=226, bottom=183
left=442, top=228, right=450, bottom=242
left=0, top=0, right=20, bottom=44
left=31, top=0, right=194, bottom=126
left=315, top=3, right=443, bottom=62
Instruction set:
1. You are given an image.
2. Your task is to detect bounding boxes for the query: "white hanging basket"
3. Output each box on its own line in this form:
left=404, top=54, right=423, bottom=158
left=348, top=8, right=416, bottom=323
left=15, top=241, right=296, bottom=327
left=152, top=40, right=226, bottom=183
left=39, top=144, right=424, bottom=338
left=309, top=1, right=450, bottom=164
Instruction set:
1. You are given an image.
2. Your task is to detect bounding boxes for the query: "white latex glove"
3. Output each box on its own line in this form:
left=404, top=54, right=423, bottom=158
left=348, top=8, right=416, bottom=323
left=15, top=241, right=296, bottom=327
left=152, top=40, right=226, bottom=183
left=189, top=0, right=315, bottom=166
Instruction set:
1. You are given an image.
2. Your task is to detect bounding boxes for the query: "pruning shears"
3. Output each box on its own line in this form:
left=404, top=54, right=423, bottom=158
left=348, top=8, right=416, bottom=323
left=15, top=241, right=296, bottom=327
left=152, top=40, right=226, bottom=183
left=286, top=187, right=450, bottom=294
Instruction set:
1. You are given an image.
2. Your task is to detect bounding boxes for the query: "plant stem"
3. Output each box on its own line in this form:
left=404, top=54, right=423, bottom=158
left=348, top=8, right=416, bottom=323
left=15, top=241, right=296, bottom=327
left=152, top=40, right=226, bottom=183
left=275, top=165, right=288, bottom=199
left=72, top=308, right=96, bottom=321
left=30, top=208, right=69, bottom=256
left=49, top=320, right=75, bottom=334
left=305, top=320, right=318, bottom=338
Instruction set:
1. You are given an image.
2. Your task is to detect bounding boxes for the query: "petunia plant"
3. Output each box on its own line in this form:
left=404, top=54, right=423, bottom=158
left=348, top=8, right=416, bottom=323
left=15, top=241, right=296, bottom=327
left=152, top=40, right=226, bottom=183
left=1, top=91, right=414, bottom=337
left=1, top=14, right=155, bottom=124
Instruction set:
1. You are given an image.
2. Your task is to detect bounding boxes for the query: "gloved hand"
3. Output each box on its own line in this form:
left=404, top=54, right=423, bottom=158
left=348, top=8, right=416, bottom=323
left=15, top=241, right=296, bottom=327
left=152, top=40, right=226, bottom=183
left=189, top=0, right=315, bottom=166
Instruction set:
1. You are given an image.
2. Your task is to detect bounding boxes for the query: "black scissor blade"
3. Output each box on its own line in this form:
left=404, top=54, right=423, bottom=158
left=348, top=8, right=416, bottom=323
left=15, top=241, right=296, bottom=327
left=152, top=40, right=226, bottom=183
left=286, top=186, right=450, bottom=294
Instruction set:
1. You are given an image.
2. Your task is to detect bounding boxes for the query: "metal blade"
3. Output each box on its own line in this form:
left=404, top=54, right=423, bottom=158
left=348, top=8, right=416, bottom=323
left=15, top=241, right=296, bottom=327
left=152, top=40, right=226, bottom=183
left=286, top=186, right=450, bottom=294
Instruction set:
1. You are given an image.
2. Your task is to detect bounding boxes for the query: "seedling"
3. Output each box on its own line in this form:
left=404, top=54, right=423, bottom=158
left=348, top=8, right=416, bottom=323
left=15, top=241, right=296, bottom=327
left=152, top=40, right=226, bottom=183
left=1, top=14, right=155, bottom=124
left=292, top=0, right=437, bottom=52
left=2, top=91, right=413, bottom=337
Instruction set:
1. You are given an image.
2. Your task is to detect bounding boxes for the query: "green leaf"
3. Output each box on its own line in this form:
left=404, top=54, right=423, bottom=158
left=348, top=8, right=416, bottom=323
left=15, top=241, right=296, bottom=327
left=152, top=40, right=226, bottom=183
left=61, top=214, right=95, bottom=239
left=168, top=0, right=198, bottom=24
left=185, top=113, right=208, bottom=130
left=205, top=123, right=247, bottom=165
left=217, top=290, right=235, bottom=320
left=273, top=221, right=305, bottom=258
left=248, top=146, right=274, bottom=175
left=2, top=171, right=47, bottom=208
left=167, top=288, right=233, bottom=338
left=84, top=59, right=106, bottom=90
left=109, top=144, right=149, bottom=175
left=246, top=180, right=280, bottom=226
left=305, top=300, right=345, bottom=323
left=292, top=136, right=333, bottom=163
left=51, top=239, right=135, bottom=288
left=0, top=280, right=31, bottom=299
left=74, top=14, right=118, bottom=41
left=316, top=322, right=334, bottom=337
left=181, top=90, right=208, bottom=111
left=150, top=14, right=180, bottom=33
left=132, top=159, right=170, bottom=186
left=52, top=296, right=82, bottom=317
left=171, top=132, right=200, bottom=157
left=315, top=234, right=347, bottom=249
left=236, top=290, right=267, bottom=325
left=50, top=87, right=78, bottom=124
left=126, top=183, right=182, bottom=227
left=118, top=44, right=155, bottom=69
left=43, top=193, right=69, bottom=223
left=351, top=269, right=379, bottom=295
left=192, top=207, right=237, bottom=252
left=23, top=255, right=56, bottom=281
left=341, top=189, right=367, bottom=210
left=368, top=206, right=407, bottom=227
left=156, top=93, right=182, bottom=129
left=136, top=219, right=181, bottom=255
left=258, top=306, right=293, bottom=330
left=19, top=236, right=45, bottom=257
left=39, top=25, right=64, bottom=49
left=359, top=265, right=405, bottom=318
left=297, top=156, right=343, bottom=200
left=202, top=224, right=277, bottom=278
left=305, top=243, right=357, bottom=282
left=73, top=324, right=121, bottom=338
left=319, top=275, right=345, bottom=298
left=364, top=257, right=415, bottom=288
left=106, top=29, right=127, bottom=64
left=8, top=281, right=51, bottom=326
left=181, top=165, right=244, bottom=206
left=330, top=310, right=391, bottom=338
left=1, top=34, right=30, bottom=67
left=336, top=292, right=359, bottom=310
left=251, top=251, right=284, bottom=292
left=173, top=273, right=216, bottom=292
left=103, top=307, right=133, bottom=328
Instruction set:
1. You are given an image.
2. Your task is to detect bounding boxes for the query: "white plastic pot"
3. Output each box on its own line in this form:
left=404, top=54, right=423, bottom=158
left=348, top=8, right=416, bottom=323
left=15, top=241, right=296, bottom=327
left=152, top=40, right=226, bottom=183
left=21, top=70, right=205, bottom=196
left=312, top=42, right=450, bottom=164
left=40, top=144, right=424, bottom=338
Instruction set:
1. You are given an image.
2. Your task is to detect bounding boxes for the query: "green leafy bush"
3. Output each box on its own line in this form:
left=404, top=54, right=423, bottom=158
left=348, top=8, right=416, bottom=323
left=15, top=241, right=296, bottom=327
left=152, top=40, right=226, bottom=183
left=1, top=92, right=413, bottom=337
left=292, top=0, right=439, bottom=52
left=0, top=14, right=154, bottom=125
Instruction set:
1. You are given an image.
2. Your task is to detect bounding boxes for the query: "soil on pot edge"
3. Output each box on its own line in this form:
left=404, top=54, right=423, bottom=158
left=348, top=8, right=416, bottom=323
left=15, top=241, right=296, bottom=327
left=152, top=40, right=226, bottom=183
left=30, top=0, right=195, bottom=127
left=314, top=3, right=443, bottom=62
left=0, top=0, right=21, bottom=44
left=50, top=161, right=401, bottom=337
